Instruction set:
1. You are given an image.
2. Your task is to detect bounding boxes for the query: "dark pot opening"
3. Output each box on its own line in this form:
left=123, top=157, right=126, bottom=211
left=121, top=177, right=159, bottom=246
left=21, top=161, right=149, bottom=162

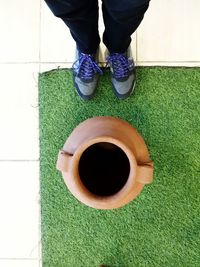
left=78, top=142, right=130, bottom=196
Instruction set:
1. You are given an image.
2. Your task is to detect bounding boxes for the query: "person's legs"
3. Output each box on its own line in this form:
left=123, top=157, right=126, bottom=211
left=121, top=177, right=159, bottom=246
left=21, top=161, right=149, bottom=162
left=44, top=0, right=100, bottom=54
left=102, top=0, right=150, bottom=99
left=102, top=0, right=150, bottom=53
left=44, top=0, right=102, bottom=100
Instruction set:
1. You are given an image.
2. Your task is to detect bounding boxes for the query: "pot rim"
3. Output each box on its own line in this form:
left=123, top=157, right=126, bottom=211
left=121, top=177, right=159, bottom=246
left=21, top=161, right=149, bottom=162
left=65, top=135, right=138, bottom=209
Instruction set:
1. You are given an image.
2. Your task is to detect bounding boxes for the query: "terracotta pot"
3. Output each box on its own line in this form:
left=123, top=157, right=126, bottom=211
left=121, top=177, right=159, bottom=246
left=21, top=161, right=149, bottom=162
left=57, top=116, right=153, bottom=209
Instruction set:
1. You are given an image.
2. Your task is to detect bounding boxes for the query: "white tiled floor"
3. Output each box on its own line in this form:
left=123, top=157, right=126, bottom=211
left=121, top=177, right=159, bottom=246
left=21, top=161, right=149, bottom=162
left=0, top=162, right=40, bottom=259
left=0, top=0, right=40, bottom=266
left=40, top=0, right=76, bottom=63
left=0, top=0, right=40, bottom=63
left=137, top=0, right=200, bottom=65
left=0, top=64, right=39, bottom=160
left=0, top=0, right=199, bottom=266
left=40, top=0, right=200, bottom=67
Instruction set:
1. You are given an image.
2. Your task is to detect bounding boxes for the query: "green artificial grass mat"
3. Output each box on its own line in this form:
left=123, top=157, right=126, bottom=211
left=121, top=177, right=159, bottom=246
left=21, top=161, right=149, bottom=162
left=39, top=67, right=200, bottom=267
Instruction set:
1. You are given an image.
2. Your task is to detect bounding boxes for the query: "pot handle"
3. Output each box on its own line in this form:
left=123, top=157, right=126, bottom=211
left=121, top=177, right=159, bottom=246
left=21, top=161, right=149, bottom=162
left=56, top=150, right=73, bottom=172
left=136, top=161, right=154, bottom=184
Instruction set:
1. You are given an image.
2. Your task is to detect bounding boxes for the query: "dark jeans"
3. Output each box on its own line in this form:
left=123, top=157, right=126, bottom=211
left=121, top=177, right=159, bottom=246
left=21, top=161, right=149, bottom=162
left=44, top=0, right=150, bottom=54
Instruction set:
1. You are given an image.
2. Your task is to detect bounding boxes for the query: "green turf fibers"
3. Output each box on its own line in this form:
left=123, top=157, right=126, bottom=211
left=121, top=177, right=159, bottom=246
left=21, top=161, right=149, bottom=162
left=39, top=68, right=200, bottom=267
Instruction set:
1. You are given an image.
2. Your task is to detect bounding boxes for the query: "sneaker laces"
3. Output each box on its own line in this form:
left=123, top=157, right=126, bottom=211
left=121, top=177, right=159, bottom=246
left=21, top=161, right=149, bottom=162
left=73, top=53, right=103, bottom=81
left=106, top=53, right=133, bottom=79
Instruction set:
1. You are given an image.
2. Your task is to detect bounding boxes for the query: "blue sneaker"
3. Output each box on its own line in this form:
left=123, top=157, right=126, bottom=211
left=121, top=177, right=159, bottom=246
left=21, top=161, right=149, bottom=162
left=72, top=50, right=102, bottom=100
left=106, top=52, right=136, bottom=99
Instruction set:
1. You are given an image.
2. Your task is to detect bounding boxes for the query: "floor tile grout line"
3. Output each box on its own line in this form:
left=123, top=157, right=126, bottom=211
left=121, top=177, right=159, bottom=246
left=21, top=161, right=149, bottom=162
left=137, top=61, right=200, bottom=63
left=38, top=61, right=200, bottom=65
left=39, top=0, right=42, bottom=74
left=0, top=160, right=39, bottom=162
left=0, top=258, right=39, bottom=260
left=0, top=62, right=41, bottom=64
left=1, top=61, right=200, bottom=64
left=135, top=31, right=138, bottom=63
left=38, top=1, right=42, bottom=264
